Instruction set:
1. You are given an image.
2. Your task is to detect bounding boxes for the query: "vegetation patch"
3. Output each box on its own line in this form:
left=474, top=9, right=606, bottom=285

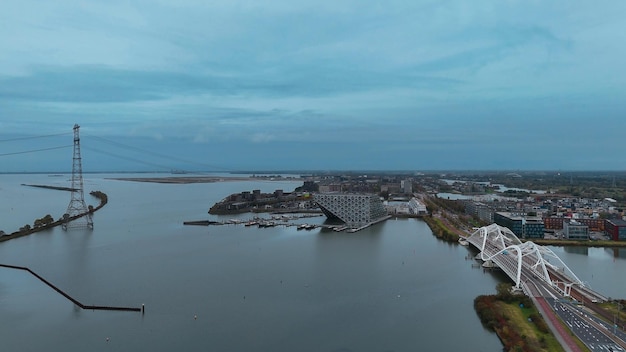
left=423, top=215, right=459, bottom=242
left=531, top=239, right=626, bottom=248
left=474, top=284, right=564, bottom=352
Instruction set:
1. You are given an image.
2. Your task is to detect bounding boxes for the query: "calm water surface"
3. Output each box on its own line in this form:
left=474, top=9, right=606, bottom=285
left=1, top=174, right=623, bottom=351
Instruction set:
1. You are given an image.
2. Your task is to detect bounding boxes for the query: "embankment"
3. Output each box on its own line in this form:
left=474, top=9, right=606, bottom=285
left=0, top=190, right=108, bottom=243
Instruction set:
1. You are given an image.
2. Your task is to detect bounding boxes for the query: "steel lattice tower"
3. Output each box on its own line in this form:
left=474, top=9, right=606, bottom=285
left=62, top=124, right=93, bottom=230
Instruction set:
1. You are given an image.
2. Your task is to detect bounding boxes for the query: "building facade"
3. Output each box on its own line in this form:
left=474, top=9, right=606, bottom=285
left=543, top=217, right=605, bottom=232
left=314, top=193, right=388, bottom=228
left=605, top=219, right=626, bottom=241
left=401, top=180, right=413, bottom=194
left=408, top=197, right=428, bottom=215
left=494, top=212, right=545, bottom=239
left=563, top=220, right=589, bottom=240
left=465, top=201, right=494, bottom=223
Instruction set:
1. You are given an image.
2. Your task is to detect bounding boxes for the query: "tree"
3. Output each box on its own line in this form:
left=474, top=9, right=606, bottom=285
left=496, top=283, right=515, bottom=302
left=42, top=214, right=54, bottom=225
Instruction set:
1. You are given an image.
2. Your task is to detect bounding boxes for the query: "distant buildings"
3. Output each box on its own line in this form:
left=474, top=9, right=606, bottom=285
left=544, top=217, right=605, bottom=232
left=465, top=201, right=494, bottom=223
left=401, top=180, right=413, bottom=194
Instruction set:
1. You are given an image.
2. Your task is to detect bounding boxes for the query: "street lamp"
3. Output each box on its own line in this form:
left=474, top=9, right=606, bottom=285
left=614, top=301, right=622, bottom=335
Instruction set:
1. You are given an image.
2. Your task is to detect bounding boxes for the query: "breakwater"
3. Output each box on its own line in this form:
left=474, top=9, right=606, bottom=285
left=0, top=190, right=108, bottom=243
left=22, top=184, right=77, bottom=192
left=0, top=264, right=141, bottom=312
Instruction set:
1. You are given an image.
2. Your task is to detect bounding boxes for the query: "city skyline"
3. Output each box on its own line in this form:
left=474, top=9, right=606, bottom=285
left=1, top=1, right=625, bottom=172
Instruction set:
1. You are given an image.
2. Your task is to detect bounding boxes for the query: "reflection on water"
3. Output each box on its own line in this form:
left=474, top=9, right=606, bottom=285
left=605, top=247, right=626, bottom=258
left=564, top=246, right=589, bottom=256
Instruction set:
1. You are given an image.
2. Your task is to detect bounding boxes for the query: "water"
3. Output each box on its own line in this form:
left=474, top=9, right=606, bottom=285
left=2, top=173, right=619, bottom=351
left=548, top=246, right=626, bottom=299
left=440, top=179, right=547, bottom=194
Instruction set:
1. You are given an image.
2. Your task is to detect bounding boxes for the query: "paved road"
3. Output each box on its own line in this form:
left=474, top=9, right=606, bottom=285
left=552, top=299, right=624, bottom=352
left=522, top=269, right=626, bottom=351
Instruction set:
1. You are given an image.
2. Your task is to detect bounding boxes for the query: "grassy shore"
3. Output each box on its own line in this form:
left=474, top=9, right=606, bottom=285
left=475, top=290, right=566, bottom=352
left=530, top=238, right=626, bottom=248
left=422, top=215, right=460, bottom=242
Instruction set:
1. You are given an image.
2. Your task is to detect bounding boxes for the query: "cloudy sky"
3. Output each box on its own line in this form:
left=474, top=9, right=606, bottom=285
left=1, top=1, right=625, bottom=172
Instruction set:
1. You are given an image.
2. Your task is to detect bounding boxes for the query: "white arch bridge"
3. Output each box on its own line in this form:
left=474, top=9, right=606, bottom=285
left=464, top=224, right=597, bottom=298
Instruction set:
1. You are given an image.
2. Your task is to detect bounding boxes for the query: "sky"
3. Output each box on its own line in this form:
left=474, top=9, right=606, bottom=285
left=0, top=0, right=625, bottom=172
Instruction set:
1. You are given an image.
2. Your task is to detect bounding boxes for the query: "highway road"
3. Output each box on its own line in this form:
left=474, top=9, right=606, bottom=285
left=520, top=263, right=626, bottom=351
left=552, top=299, right=623, bottom=352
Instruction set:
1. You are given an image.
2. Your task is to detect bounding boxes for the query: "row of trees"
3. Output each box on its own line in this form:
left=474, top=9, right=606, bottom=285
left=33, top=214, right=55, bottom=228
left=2, top=191, right=109, bottom=241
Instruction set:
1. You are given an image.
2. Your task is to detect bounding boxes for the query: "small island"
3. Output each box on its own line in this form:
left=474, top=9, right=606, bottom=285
left=209, top=184, right=319, bottom=215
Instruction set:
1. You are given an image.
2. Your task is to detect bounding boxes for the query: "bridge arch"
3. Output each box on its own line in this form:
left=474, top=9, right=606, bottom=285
left=466, top=224, right=585, bottom=290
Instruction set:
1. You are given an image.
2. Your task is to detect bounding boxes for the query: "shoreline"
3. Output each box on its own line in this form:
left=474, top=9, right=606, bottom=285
left=108, top=176, right=301, bottom=184
left=0, top=191, right=108, bottom=243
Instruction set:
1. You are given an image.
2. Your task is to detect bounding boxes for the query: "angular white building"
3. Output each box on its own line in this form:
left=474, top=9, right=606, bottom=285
left=408, top=197, right=428, bottom=215
left=314, top=193, right=388, bottom=228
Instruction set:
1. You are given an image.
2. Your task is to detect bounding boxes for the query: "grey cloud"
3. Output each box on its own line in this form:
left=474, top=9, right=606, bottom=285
left=0, top=64, right=462, bottom=103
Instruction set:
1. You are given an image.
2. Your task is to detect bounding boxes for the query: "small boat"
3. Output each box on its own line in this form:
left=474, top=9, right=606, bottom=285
left=258, top=221, right=276, bottom=228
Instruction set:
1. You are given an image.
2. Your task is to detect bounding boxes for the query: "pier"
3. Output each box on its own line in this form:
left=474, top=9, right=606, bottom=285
left=182, top=213, right=388, bottom=233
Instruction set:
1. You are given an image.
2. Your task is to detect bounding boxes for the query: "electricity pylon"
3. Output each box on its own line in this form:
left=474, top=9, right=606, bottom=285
left=62, top=124, right=93, bottom=230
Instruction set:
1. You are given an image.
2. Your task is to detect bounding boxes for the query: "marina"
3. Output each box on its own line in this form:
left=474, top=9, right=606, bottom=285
left=183, top=213, right=389, bottom=232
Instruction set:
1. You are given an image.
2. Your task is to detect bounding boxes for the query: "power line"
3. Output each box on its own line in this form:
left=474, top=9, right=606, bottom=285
left=82, top=146, right=180, bottom=171
left=0, top=131, right=238, bottom=172
left=0, top=145, right=72, bottom=157
left=0, top=132, right=72, bottom=143
left=84, top=134, right=233, bottom=171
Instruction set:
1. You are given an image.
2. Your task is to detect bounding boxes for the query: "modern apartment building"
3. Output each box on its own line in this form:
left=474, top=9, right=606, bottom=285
left=563, top=220, right=589, bottom=240
left=494, top=212, right=545, bottom=239
left=314, top=193, right=388, bottom=228
left=605, top=219, right=626, bottom=241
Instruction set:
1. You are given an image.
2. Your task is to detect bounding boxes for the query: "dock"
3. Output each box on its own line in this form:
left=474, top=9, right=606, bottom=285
left=182, top=214, right=390, bottom=233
